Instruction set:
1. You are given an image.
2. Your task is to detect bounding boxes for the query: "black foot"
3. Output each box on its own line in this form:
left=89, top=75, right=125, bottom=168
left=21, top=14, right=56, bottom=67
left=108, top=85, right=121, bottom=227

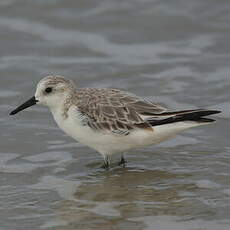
left=118, top=156, right=127, bottom=166
left=101, top=156, right=110, bottom=169
left=101, top=161, right=110, bottom=169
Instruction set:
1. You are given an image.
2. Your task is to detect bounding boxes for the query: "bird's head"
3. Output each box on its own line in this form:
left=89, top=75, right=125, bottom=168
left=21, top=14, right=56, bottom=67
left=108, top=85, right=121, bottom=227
left=10, top=75, right=76, bottom=115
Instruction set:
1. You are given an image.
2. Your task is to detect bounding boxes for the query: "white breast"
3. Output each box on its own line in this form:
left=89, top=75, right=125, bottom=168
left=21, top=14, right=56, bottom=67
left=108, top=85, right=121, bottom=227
left=51, top=106, right=101, bottom=147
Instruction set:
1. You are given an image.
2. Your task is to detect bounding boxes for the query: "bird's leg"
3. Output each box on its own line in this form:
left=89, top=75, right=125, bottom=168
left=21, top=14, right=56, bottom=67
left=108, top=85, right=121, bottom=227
left=101, top=155, right=110, bottom=169
left=118, top=154, right=127, bottom=166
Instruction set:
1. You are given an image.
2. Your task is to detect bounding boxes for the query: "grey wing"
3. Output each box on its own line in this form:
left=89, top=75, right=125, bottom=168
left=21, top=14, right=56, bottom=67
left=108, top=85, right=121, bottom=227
left=74, top=88, right=167, bottom=135
left=120, top=95, right=167, bottom=116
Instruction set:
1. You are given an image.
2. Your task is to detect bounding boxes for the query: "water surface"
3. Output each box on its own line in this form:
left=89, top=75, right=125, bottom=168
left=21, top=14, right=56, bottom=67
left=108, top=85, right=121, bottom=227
left=0, top=0, right=230, bottom=229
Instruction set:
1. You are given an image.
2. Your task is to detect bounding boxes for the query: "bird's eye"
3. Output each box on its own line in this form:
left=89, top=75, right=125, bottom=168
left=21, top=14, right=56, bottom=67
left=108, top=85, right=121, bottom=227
left=45, top=87, right=52, bottom=93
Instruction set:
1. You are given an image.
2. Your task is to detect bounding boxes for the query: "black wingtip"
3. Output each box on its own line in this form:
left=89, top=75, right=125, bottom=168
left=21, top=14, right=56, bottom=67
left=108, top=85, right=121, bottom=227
left=148, top=109, right=221, bottom=126
left=204, top=110, right=221, bottom=115
left=181, top=109, right=222, bottom=118
left=214, top=110, right=222, bottom=114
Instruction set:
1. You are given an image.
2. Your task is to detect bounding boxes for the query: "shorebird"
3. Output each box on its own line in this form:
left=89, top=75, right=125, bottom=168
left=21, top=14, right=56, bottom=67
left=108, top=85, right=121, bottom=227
left=10, top=75, right=221, bottom=168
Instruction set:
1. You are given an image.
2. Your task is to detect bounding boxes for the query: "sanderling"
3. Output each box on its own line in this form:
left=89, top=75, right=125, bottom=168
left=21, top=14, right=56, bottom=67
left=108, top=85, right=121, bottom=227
left=10, top=75, right=221, bottom=168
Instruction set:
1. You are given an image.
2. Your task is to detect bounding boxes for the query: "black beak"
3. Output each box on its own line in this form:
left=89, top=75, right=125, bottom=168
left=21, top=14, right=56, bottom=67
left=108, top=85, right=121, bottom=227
left=9, top=96, right=38, bottom=115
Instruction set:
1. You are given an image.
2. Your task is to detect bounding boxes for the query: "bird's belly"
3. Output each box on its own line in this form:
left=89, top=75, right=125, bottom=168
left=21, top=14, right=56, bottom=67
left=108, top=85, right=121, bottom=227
left=52, top=109, right=198, bottom=155
left=53, top=113, right=152, bottom=155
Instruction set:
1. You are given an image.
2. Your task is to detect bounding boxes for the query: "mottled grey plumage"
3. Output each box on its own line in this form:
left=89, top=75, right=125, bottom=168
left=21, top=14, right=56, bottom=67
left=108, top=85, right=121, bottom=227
left=39, top=75, right=167, bottom=135
left=72, top=88, right=167, bottom=135
left=35, top=76, right=220, bottom=138
left=40, top=75, right=75, bottom=88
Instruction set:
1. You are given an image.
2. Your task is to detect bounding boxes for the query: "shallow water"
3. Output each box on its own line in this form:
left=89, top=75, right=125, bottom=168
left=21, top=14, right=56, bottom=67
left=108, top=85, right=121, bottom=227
left=1, top=0, right=230, bottom=229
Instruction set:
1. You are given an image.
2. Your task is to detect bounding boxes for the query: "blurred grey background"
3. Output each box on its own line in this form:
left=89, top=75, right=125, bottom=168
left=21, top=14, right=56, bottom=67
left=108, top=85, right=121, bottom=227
left=0, top=0, right=230, bottom=230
